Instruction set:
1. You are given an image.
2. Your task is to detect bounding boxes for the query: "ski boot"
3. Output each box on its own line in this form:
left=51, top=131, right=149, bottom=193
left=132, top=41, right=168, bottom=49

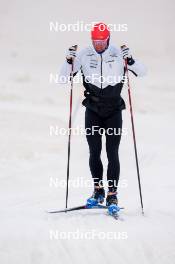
left=86, top=187, right=105, bottom=208
left=106, top=192, right=120, bottom=216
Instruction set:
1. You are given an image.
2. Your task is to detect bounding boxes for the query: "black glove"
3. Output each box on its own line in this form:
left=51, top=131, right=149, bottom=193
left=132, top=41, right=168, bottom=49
left=121, top=45, right=135, bottom=65
left=66, top=45, right=78, bottom=64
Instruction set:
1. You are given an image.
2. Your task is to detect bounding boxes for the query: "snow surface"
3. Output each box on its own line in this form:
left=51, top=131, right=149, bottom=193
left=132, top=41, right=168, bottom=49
left=0, top=0, right=175, bottom=263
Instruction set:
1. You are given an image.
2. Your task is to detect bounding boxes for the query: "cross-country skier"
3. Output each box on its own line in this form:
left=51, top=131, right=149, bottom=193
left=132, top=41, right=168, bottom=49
left=60, top=22, right=147, bottom=215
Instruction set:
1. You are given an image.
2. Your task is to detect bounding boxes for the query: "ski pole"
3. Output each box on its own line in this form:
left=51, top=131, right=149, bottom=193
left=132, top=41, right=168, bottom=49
left=65, top=45, right=78, bottom=210
left=121, top=45, right=144, bottom=215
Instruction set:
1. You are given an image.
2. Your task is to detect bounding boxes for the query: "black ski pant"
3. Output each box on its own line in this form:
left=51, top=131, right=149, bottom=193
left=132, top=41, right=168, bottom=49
left=85, top=108, right=122, bottom=192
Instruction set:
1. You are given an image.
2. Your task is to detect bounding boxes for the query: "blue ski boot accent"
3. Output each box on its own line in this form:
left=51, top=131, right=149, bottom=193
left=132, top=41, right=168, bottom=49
left=86, top=198, right=98, bottom=208
left=106, top=193, right=120, bottom=216
left=108, top=204, right=121, bottom=216
left=86, top=188, right=105, bottom=208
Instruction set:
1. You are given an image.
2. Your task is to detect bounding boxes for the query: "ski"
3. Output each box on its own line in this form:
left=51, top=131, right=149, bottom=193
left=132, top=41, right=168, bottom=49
left=110, top=212, right=120, bottom=220
left=48, top=204, right=108, bottom=214
left=47, top=204, right=124, bottom=221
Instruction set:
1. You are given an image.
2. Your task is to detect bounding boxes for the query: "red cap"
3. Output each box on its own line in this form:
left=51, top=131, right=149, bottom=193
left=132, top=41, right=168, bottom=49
left=91, top=22, right=110, bottom=40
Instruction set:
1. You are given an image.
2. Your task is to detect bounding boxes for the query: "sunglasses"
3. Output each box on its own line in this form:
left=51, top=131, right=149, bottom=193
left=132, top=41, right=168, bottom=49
left=92, top=38, right=109, bottom=52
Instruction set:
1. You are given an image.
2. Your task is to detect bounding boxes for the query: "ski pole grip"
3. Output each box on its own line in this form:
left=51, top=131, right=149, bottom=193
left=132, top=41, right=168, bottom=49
left=70, top=45, right=78, bottom=70
left=70, top=45, right=78, bottom=51
left=121, top=45, right=127, bottom=67
left=121, top=44, right=126, bottom=49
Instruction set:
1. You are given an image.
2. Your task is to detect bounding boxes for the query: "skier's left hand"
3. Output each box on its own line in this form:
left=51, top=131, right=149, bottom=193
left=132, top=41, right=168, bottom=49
left=121, top=45, right=135, bottom=65
left=121, top=45, right=132, bottom=59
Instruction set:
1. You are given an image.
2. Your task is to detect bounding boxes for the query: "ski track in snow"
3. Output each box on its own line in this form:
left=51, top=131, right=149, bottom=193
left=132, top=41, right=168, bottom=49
left=0, top=0, right=175, bottom=263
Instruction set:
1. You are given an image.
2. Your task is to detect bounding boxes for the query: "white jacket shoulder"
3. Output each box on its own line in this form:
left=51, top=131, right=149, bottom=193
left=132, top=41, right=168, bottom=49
left=77, top=47, right=92, bottom=58
left=108, top=45, right=122, bottom=57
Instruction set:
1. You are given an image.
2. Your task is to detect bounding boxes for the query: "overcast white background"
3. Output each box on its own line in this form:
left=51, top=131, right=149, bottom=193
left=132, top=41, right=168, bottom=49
left=0, top=0, right=175, bottom=263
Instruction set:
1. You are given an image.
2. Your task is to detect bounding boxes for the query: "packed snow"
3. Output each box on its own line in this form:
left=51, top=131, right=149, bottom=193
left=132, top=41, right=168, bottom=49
left=0, top=0, right=175, bottom=263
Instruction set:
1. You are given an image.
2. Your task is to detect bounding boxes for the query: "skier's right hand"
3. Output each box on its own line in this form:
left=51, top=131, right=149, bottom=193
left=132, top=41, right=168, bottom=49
left=66, top=45, right=77, bottom=64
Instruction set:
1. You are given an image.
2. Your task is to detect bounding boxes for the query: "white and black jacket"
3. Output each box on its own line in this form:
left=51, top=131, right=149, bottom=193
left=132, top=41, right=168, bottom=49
left=60, top=44, right=147, bottom=117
